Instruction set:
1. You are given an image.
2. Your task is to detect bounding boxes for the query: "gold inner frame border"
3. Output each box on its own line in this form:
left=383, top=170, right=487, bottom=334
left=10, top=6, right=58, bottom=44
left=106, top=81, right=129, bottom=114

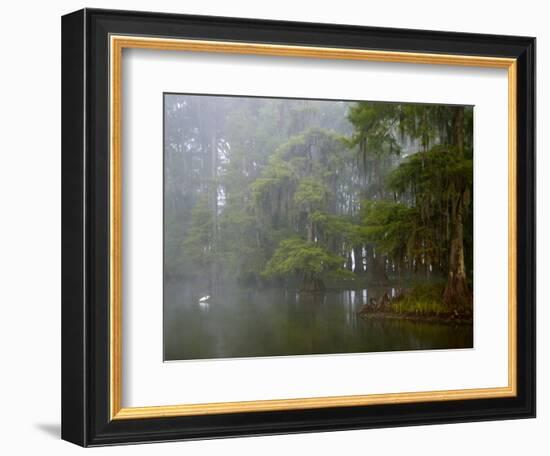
left=109, top=35, right=517, bottom=420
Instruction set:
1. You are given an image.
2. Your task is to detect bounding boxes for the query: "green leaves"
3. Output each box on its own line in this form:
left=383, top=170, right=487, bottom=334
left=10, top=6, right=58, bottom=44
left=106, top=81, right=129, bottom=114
left=262, top=237, right=347, bottom=279
left=360, top=144, right=474, bottom=274
left=310, top=211, right=360, bottom=246
left=359, top=200, right=418, bottom=259
left=347, top=102, right=402, bottom=161
left=164, top=94, right=473, bottom=290
left=294, top=178, right=328, bottom=210
left=388, top=145, right=473, bottom=198
left=182, top=197, right=215, bottom=267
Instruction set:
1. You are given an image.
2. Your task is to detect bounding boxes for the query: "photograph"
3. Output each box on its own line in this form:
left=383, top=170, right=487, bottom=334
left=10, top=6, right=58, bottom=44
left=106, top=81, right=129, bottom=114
left=56, top=4, right=536, bottom=448
left=163, top=94, right=474, bottom=361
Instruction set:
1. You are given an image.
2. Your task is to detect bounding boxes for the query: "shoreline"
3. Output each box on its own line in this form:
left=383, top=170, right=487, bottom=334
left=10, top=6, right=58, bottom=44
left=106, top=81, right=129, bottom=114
left=358, top=311, right=473, bottom=325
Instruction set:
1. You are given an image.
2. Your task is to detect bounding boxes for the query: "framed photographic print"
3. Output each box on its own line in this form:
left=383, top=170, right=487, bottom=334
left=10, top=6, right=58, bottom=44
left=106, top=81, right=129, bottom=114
left=61, top=8, right=536, bottom=447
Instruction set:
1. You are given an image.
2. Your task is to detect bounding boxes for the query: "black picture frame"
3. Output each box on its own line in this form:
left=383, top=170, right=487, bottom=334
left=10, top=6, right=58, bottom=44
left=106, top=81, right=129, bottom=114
left=62, top=7, right=536, bottom=447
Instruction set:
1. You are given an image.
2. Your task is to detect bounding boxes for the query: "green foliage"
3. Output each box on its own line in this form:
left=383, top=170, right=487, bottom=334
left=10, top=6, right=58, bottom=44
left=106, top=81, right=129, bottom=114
left=164, top=94, right=473, bottom=300
left=359, top=201, right=419, bottom=260
left=385, top=145, right=473, bottom=272
left=262, top=237, right=348, bottom=280
left=311, top=211, right=360, bottom=245
left=346, top=102, right=402, bottom=157
left=389, top=145, right=473, bottom=198
left=251, top=156, right=295, bottom=205
left=164, top=212, right=188, bottom=278
left=294, top=178, right=328, bottom=210
left=389, top=283, right=447, bottom=315
left=251, top=128, right=350, bottom=244
left=398, top=104, right=455, bottom=151
left=218, top=206, right=266, bottom=282
left=182, top=197, right=215, bottom=268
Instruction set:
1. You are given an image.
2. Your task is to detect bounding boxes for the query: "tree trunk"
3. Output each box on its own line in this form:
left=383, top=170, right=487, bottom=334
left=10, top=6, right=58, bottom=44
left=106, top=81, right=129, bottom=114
left=301, top=274, right=326, bottom=292
left=453, top=106, right=465, bottom=156
left=306, top=204, right=315, bottom=243
left=306, top=218, right=314, bottom=243
left=353, top=245, right=364, bottom=273
left=443, top=106, right=470, bottom=310
left=443, top=192, right=471, bottom=310
left=366, top=246, right=388, bottom=283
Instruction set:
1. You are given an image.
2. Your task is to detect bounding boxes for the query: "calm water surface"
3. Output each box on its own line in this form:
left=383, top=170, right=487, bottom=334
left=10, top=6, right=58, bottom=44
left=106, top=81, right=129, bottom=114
left=164, top=282, right=473, bottom=361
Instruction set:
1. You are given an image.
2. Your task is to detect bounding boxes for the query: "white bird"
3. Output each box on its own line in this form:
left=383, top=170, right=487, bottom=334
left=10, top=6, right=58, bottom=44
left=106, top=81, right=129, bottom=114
left=199, top=295, right=210, bottom=303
